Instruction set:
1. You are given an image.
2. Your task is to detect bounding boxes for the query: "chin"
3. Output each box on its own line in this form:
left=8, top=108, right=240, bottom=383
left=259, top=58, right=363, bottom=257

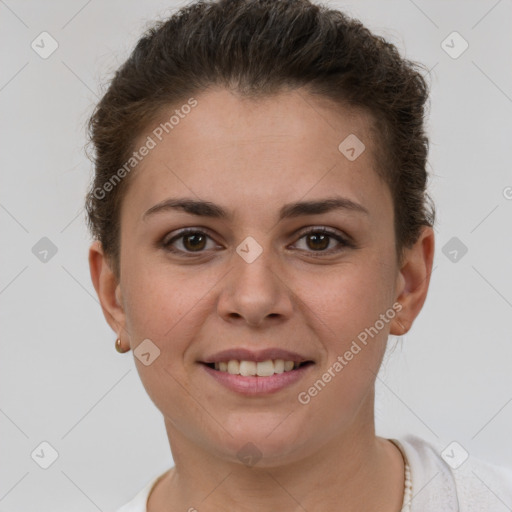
left=210, top=423, right=313, bottom=468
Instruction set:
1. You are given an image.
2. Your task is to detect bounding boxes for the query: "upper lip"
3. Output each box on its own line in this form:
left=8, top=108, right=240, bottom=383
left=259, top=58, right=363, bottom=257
left=201, top=348, right=314, bottom=364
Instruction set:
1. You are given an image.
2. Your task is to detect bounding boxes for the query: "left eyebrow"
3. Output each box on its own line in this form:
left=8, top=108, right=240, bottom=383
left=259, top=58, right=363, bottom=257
left=142, top=196, right=369, bottom=222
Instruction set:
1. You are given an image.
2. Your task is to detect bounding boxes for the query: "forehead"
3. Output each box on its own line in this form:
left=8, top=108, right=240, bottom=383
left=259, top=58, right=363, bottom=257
left=122, top=87, right=390, bottom=224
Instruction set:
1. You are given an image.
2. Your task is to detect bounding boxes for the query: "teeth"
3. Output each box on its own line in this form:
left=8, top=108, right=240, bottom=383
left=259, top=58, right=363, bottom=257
left=212, top=359, right=303, bottom=376
left=284, top=360, right=295, bottom=372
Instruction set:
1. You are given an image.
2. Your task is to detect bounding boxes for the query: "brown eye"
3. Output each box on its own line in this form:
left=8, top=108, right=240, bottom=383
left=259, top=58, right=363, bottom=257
left=182, top=232, right=207, bottom=251
left=293, top=227, right=351, bottom=255
left=305, top=232, right=330, bottom=251
left=162, top=229, right=217, bottom=255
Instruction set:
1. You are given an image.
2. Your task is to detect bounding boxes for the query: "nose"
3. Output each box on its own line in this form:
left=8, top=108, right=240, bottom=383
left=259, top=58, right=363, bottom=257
left=217, top=245, right=294, bottom=328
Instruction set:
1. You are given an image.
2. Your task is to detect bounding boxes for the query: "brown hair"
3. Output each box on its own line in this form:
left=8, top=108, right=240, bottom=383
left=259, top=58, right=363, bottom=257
left=85, top=0, right=435, bottom=278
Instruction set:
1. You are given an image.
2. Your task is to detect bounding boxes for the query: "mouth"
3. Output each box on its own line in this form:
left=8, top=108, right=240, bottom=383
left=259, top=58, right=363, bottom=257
left=200, top=359, right=315, bottom=395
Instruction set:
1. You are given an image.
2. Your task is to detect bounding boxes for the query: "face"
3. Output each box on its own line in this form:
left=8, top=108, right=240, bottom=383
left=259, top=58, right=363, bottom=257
left=91, top=87, right=432, bottom=467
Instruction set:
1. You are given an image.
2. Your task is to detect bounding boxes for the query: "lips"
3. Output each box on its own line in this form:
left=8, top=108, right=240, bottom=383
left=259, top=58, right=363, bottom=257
left=201, top=361, right=314, bottom=394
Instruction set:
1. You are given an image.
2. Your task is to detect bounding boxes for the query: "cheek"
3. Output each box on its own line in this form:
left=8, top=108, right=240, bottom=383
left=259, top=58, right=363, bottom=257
left=293, top=255, right=396, bottom=391
left=120, top=265, right=210, bottom=413
left=294, top=267, right=393, bottom=420
left=296, top=260, right=395, bottom=333
left=121, top=255, right=207, bottom=341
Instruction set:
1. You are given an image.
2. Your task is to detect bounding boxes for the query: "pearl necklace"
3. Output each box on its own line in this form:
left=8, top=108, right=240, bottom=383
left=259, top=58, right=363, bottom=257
left=401, top=459, right=413, bottom=512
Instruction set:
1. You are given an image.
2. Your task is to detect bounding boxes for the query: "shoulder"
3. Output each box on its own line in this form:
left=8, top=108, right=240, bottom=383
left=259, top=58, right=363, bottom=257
left=391, top=434, right=512, bottom=512
left=111, top=471, right=167, bottom=512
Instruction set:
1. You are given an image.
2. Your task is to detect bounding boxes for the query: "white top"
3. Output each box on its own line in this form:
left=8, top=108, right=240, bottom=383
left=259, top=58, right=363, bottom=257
left=112, top=434, right=512, bottom=511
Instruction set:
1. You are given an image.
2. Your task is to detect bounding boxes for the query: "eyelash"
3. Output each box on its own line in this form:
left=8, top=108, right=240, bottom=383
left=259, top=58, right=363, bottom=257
left=161, top=227, right=354, bottom=257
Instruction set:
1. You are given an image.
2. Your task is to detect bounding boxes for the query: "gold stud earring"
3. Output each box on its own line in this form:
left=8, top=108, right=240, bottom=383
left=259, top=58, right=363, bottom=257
left=115, top=338, right=129, bottom=353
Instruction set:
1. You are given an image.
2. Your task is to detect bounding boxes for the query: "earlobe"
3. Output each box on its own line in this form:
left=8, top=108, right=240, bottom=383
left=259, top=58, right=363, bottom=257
left=390, top=226, right=435, bottom=336
left=88, top=241, right=127, bottom=337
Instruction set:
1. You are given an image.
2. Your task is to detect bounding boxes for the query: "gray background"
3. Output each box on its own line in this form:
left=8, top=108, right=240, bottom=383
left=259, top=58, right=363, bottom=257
left=1, top=0, right=511, bottom=510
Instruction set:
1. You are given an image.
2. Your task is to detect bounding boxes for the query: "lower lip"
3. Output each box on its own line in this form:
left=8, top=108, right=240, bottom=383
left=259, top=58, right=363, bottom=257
left=200, top=363, right=314, bottom=395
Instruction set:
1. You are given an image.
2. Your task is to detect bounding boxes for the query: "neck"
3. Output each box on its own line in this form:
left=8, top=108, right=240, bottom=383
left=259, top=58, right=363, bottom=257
left=149, top=399, right=405, bottom=512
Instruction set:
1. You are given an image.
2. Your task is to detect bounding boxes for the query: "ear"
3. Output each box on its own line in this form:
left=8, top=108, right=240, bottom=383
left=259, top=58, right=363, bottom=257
left=390, top=226, right=435, bottom=335
left=88, top=240, right=127, bottom=339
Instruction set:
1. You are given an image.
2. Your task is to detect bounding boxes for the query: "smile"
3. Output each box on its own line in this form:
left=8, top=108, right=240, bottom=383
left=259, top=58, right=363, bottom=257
left=200, top=360, right=315, bottom=395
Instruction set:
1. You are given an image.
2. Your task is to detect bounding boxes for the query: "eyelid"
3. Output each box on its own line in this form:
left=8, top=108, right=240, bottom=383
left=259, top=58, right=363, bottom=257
left=162, top=226, right=216, bottom=245
left=294, top=225, right=351, bottom=242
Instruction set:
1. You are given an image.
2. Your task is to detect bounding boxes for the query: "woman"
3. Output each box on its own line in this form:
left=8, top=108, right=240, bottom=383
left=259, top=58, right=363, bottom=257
left=86, top=0, right=512, bottom=510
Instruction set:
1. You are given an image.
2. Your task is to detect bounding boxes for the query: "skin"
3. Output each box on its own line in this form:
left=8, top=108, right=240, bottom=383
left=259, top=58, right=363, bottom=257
left=89, top=87, right=434, bottom=511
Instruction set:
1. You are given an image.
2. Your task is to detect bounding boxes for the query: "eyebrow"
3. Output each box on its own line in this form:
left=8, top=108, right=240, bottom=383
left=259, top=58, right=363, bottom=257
left=142, top=196, right=369, bottom=222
